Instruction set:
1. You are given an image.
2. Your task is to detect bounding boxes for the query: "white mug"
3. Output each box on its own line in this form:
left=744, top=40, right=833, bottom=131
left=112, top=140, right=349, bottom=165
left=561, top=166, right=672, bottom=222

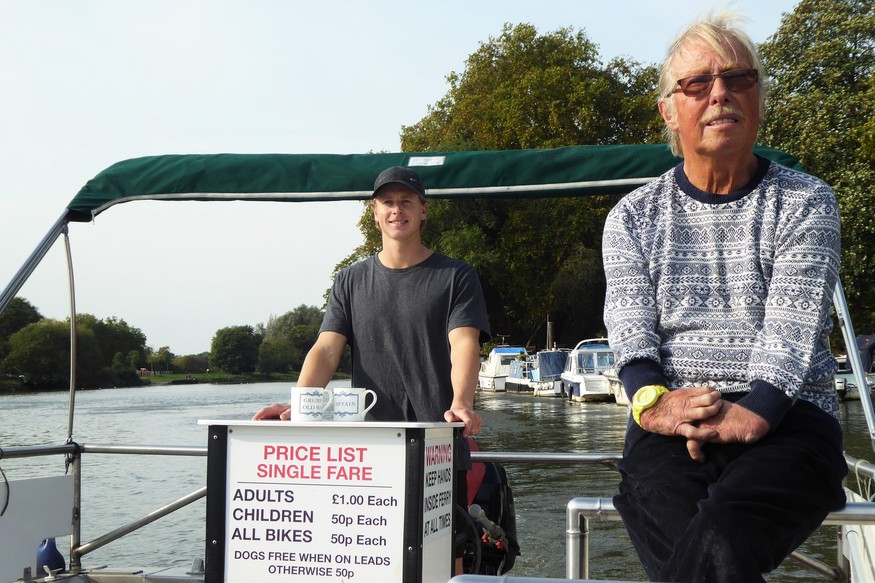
left=289, top=386, right=333, bottom=421
left=332, top=387, right=377, bottom=421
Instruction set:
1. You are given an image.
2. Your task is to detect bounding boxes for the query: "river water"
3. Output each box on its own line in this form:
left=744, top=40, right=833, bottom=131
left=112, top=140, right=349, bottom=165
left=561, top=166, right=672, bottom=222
left=2, top=382, right=873, bottom=581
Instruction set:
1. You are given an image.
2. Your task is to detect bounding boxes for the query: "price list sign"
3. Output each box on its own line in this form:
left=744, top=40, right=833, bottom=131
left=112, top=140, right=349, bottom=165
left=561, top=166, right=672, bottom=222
left=202, top=421, right=457, bottom=583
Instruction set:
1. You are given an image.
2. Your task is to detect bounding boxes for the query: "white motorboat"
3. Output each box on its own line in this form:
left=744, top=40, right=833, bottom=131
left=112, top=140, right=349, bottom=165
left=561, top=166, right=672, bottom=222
left=604, top=367, right=628, bottom=406
left=560, top=339, right=616, bottom=403
left=836, top=354, right=875, bottom=401
left=478, top=346, right=526, bottom=392
left=529, top=349, right=570, bottom=397
left=506, top=356, right=535, bottom=393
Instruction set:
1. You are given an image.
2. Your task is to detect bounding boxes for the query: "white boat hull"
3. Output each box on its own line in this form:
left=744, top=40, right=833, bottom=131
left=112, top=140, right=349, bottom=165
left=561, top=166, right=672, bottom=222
left=604, top=368, right=629, bottom=406
left=505, top=378, right=532, bottom=393
left=562, top=376, right=613, bottom=403
left=531, top=380, right=563, bottom=397
left=478, top=374, right=507, bottom=392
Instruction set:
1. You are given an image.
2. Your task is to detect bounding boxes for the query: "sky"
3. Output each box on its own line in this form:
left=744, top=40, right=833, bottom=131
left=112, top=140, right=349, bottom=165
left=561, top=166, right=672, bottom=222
left=0, top=0, right=800, bottom=356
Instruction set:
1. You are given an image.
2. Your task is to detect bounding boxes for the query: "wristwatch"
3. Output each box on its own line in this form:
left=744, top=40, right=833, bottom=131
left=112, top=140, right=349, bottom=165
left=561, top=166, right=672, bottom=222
left=631, top=385, right=670, bottom=427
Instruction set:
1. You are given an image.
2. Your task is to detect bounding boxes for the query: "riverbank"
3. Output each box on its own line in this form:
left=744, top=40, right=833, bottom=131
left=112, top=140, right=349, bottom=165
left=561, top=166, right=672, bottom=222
left=0, top=371, right=351, bottom=393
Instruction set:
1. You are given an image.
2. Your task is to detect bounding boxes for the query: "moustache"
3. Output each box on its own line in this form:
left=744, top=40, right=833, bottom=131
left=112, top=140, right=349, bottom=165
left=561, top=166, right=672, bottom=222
left=701, top=106, right=744, bottom=125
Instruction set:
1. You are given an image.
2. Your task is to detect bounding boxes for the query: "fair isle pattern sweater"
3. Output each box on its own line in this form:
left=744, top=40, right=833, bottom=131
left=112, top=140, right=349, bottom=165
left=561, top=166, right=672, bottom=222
left=603, top=157, right=841, bottom=425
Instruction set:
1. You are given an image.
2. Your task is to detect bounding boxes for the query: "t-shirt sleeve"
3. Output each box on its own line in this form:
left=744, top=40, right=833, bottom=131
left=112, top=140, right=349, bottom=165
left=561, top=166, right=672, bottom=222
left=448, top=264, right=491, bottom=344
left=319, top=271, right=352, bottom=339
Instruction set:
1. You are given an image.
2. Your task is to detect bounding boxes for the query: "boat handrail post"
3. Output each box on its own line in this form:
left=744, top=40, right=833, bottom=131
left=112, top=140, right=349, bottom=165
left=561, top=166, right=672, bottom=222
left=68, top=444, right=83, bottom=573
left=566, top=497, right=611, bottom=579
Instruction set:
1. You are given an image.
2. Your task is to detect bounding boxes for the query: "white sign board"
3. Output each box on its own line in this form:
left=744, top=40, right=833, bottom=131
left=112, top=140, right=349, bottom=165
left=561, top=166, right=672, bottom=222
left=202, top=421, right=458, bottom=583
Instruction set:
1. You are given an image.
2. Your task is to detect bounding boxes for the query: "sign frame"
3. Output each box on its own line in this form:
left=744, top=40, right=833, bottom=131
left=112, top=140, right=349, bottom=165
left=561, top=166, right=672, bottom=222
left=201, top=420, right=459, bottom=583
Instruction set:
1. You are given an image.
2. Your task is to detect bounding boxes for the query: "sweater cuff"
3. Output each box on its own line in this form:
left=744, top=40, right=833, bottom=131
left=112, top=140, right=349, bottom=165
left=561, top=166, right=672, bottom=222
left=617, top=359, right=666, bottom=401
left=734, top=380, right=793, bottom=428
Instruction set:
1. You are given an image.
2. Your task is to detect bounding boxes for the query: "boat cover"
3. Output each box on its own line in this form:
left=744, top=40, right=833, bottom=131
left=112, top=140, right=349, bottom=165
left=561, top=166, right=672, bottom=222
left=66, top=145, right=803, bottom=222
left=534, top=351, right=568, bottom=381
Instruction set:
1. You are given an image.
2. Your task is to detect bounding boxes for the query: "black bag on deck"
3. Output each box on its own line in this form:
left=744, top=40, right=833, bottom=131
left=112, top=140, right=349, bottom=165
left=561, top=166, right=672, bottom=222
left=457, top=455, right=520, bottom=575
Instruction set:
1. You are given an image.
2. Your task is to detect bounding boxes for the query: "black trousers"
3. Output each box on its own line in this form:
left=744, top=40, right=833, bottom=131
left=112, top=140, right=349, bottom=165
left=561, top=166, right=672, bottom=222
left=614, top=398, right=847, bottom=583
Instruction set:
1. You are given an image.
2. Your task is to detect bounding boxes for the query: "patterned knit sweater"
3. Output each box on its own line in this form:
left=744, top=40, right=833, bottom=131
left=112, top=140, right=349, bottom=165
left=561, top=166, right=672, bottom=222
left=602, top=156, right=841, bottom=426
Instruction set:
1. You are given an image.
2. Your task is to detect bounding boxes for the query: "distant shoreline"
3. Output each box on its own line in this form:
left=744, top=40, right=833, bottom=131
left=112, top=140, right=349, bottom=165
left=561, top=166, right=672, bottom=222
left=0, top=372, right=351, bottom=394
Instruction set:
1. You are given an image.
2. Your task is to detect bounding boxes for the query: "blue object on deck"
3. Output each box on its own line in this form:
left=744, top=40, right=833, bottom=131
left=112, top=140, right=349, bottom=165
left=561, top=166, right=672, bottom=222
left=37, top=538, right=65, bottom=573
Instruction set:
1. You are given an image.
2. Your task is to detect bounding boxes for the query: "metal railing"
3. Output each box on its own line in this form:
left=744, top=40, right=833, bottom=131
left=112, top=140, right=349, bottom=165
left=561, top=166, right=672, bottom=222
left=3, top=444, right=874, bottom=582
left=566, top=456, right=875, bottom=582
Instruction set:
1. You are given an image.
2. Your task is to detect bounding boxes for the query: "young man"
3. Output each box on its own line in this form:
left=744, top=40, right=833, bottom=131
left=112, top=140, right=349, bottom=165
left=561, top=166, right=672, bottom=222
left=255, top=166, right=491, bottom=574
left=603, top=12, right=846, bottom=582
left=254, top=165, right=490, bottom=432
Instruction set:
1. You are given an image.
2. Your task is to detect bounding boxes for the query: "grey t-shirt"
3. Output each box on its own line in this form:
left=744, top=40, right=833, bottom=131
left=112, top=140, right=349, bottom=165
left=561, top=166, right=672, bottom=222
left=320, top=252, right=491, bottom=421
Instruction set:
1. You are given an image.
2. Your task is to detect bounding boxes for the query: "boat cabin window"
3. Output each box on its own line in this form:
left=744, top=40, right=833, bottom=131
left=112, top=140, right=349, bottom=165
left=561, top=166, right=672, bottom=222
left=597, top=351, right=616, bottom=370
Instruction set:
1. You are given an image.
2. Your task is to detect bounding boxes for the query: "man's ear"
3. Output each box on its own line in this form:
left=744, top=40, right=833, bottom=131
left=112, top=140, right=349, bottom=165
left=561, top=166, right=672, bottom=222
left=658, top=98, right=678, bottom=130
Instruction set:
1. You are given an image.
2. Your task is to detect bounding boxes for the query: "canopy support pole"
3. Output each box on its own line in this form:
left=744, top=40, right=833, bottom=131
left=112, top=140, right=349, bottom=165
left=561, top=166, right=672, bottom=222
left=833, top=278, right=875, bottom=451
left=0, top=212, right=71, bottom=315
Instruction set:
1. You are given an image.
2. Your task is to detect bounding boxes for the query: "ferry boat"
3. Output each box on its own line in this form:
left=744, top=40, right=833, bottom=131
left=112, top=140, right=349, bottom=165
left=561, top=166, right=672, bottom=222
left=2, top=145, right=874, bottom=583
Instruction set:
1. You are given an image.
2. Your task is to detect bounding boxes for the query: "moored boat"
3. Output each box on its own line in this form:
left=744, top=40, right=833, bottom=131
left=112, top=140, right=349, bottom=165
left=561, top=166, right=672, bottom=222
left=478, top=346, right=527, bottom=392
left=561, top=339, right=616, bottom=403
left=604, top=367, right=628, bottom=406
left=506, top=356, right=534, bottom=393
left=835, top=336, right=875, bottom=401
left=530, top=349, right=570, bottom=397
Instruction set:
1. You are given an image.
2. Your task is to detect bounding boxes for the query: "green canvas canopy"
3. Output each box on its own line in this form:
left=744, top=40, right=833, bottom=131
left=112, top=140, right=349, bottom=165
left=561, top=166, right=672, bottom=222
left=67, top=144, right=803, bottom=222
left=2, top=144, right=803, bottom=312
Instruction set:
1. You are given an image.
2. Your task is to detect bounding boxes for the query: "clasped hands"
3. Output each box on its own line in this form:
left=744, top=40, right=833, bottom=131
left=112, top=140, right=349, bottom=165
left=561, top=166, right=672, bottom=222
left=637, top=387, right=770, bottom=462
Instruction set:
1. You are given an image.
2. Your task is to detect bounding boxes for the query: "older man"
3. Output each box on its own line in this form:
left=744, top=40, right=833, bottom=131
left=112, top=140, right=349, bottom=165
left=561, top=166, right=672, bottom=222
left=603, top=12, right=846, bottom=582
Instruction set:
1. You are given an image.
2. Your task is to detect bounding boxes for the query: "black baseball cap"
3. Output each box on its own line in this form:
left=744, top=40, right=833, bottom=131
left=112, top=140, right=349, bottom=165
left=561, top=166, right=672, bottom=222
left=372, top=166, right=426, bottom=198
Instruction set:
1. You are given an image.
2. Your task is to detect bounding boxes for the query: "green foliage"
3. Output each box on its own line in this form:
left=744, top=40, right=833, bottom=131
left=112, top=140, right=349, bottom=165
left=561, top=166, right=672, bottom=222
left=759, top=0, right=875, bottom=332
left=3, top=318, right=101, bottom=389
left=147, top=346, right=175, bottom=372
left=0, top=297, right=42, bottom=364
left=336, top=22, right=662, bottom=347
left=172, top=352, right=210, bottom=374
left=259, top=305, right=326, bottom=373
left=77, top=314, right=148, bottom=369
left=210, top=325, right=262, bottom=374
left=2, top=311, right=151, bottom=390
left=258, top=336, right=299, bottom=374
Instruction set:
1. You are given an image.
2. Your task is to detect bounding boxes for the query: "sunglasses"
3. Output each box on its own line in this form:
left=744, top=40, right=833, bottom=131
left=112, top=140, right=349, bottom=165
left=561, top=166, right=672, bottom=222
left=672, top=69, right=759, bottom=97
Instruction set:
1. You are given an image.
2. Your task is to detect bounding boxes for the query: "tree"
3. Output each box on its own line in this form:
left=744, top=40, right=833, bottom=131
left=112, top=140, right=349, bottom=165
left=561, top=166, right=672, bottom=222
left=759, top=0, right=875, bottom=332
left=260, top=305, right=325, bottom=373
left=3, top=318, right=102, bottom=390
left=258, top=336, right=299, bottom=374
left=338, top=23, right=662, bottom=347
left=0, top=297, right=42, bottom=363
left=210, top=325, right=262, bottom=374
left=147, top=346, right=174, bottom=373
left=173, top=353, right=210, bottom=374
left=77, top=314, right=148, bottom=369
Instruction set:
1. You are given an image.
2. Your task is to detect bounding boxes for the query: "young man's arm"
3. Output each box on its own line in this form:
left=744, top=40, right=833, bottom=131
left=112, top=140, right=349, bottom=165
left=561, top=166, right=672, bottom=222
left=252, top=331, right=348, bottom=420
left=444, top=326, right=483, bottom=436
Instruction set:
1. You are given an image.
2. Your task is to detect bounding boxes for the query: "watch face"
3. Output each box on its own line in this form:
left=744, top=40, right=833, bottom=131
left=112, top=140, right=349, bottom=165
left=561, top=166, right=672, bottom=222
left=635, top=386, right=657, bottom=406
